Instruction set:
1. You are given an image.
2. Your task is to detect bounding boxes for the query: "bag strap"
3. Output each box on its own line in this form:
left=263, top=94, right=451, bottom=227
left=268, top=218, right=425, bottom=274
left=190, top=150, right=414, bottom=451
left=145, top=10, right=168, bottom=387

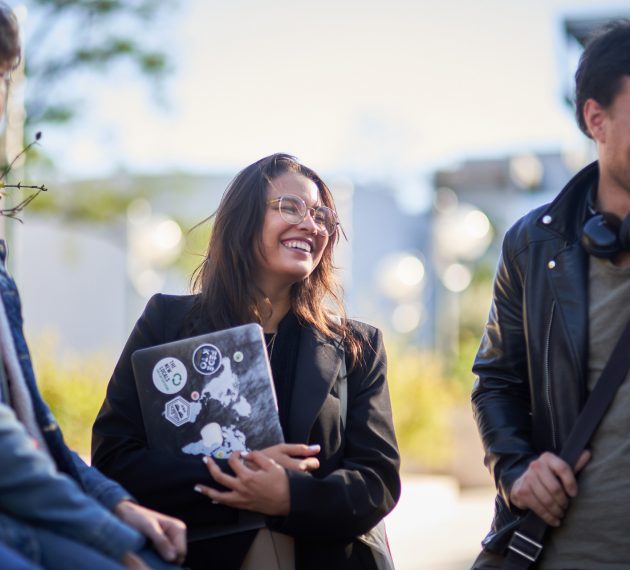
left=502, top=317, right=630, bottom=569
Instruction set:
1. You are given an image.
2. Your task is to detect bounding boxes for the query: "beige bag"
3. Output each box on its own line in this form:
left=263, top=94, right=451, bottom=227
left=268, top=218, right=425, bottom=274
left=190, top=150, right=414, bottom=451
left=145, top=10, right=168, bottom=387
left=240, top=528, right=295, bottom=570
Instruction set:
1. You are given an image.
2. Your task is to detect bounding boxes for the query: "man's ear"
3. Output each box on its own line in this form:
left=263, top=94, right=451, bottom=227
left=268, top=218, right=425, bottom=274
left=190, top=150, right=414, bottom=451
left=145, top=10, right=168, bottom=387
left=583, top=98, right=607, bottom=143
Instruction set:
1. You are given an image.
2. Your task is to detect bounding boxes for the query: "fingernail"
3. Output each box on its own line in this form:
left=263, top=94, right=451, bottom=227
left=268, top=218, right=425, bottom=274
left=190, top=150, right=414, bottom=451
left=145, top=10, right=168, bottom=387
left=202, top=456, right=209, bottom=464
left=211, top=500, right=219, bottom=505
left=240, top=450, right=250, bottom=457
left=193, top=485, right=203, bottom=493
left=308, top=444, right=320, bottom=450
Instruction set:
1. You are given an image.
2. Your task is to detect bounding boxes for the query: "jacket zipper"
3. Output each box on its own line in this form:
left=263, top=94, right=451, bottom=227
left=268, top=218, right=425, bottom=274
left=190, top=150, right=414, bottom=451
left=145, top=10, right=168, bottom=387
left=544, top=301, right=558, bottom=450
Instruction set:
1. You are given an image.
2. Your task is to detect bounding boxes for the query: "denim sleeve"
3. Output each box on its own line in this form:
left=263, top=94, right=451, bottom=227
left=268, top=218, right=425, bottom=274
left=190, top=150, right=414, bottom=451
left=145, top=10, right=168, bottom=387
left=70, top=450, right=134, bottom=510
left=0, top=403, right=144, bottom=561
left=0, top=541, right=42, bottom=570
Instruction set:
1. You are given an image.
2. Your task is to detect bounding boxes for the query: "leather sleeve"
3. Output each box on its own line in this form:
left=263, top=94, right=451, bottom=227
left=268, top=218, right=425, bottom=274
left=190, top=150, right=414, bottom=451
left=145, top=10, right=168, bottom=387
left=91, top=294, right=239, bottom=529
left=471, top=231, right=537, bottom=506
left=269, top=326, right=401, bottom=539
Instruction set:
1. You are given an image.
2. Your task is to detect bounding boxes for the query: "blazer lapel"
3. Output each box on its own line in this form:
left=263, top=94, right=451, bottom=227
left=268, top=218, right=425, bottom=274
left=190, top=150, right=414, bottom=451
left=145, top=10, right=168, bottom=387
left=288, top=326, right=342, bottom=442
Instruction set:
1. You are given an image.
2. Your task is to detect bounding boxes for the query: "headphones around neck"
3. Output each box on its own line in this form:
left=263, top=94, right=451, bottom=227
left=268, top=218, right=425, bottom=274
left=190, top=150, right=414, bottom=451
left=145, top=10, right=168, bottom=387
left=581, top=210, right=630, bottom=258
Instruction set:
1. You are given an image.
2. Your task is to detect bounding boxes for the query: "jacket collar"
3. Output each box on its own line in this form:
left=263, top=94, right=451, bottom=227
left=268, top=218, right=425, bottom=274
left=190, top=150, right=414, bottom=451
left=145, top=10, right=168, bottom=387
left=536, top=161, right=598, bottom=241
left=288, top=326, right=343, bottom=442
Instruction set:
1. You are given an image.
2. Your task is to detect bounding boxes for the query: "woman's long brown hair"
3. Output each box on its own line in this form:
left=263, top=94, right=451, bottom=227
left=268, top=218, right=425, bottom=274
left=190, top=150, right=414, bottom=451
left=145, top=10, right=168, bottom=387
left=190, top=153, right=361, bottom=367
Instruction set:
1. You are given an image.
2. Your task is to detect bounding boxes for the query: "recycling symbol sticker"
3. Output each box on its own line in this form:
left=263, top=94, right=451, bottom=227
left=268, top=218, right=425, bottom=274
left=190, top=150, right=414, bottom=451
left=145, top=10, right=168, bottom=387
left=152, top=357, right=187, bottom=395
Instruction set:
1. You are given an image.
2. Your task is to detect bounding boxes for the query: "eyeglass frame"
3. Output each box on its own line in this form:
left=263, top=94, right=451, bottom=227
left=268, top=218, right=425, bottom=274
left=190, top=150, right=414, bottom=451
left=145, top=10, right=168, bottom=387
left=0, top=68, right=12, bottom=86
left=266, top=194, right=339, bottom=237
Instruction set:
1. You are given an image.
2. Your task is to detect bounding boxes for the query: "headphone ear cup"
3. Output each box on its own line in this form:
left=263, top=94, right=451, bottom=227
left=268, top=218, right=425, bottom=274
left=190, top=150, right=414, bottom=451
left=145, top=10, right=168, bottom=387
left=619, top=214, right=630, bottom=250
left=581, top=213, right=621, bottom=258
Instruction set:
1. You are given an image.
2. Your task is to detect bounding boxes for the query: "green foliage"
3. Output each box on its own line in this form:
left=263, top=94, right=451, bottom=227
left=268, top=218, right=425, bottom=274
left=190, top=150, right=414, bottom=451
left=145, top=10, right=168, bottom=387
left=32, top=335, right=112, bottom=457
left=23, top=0, right=174, bottom=129
left=448, top=333, right=482, bottom=400
left=458, top=263, right=494, bottom=343
left=385, top=286, right=489, bottom=473
left=385, top=339, right=459, bottom=471
left=172, top=217, right=213, bottom=287
left=27, top=182, right=140, bottom=222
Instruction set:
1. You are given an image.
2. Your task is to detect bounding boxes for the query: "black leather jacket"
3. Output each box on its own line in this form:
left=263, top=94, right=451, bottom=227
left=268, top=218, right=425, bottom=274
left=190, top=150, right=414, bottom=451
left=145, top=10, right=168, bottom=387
left=471, top=161, right=598, bottom=552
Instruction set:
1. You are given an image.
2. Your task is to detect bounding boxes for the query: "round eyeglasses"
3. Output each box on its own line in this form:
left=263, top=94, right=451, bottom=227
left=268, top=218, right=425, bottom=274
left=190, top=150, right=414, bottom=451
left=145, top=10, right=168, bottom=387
left=267, top=194, right=339, bottom=236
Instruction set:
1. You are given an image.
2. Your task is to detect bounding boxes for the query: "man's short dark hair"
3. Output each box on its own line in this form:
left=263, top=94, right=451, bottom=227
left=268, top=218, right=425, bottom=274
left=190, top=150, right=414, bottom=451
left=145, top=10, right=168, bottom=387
left=0, top=2, right=20, bottom=70
left=575, top=19, right=630, bottom=138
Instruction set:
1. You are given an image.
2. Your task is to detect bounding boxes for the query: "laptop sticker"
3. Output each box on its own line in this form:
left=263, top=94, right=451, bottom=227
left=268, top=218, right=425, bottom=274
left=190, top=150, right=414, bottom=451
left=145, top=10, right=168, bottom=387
left=152, top=357, right=187, bottom=395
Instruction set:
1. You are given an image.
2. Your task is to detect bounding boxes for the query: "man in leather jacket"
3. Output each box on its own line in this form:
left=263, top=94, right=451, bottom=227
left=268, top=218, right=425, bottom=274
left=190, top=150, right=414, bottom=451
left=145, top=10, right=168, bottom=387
left=472, top=20, right=630, bottom=569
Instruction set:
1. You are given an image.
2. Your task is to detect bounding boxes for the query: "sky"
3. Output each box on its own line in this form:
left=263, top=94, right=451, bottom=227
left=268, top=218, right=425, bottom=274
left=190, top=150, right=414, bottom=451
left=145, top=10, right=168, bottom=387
left=18, top=0, right=630, bottom=202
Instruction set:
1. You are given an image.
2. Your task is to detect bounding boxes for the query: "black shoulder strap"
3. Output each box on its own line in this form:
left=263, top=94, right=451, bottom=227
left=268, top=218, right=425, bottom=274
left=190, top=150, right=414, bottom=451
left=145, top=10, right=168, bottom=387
left=503, top=317, right=630, bottom=569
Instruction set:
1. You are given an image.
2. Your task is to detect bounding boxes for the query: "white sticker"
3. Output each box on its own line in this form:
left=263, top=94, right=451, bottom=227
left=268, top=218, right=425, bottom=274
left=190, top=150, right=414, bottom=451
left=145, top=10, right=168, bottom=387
left=192, top=344, right=222, bottom=375
left=152, top=357, right=187, bottom=394
left=164, top=396, right=191, bottom=426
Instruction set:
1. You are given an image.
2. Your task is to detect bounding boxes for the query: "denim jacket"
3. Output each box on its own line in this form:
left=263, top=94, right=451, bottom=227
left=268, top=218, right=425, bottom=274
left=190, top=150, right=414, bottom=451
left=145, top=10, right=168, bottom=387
left=0, top=240, right=144, bottom=560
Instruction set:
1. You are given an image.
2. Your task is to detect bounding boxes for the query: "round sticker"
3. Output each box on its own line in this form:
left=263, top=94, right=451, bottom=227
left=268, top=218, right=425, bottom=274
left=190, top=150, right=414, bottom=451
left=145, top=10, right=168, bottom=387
left=192, top=343, right=222, bottom=375
left=191, top=391, right=200, bottom=401
left=233, top=351, right=243, bottom=363
left=152, top=357, right=187, bottom=395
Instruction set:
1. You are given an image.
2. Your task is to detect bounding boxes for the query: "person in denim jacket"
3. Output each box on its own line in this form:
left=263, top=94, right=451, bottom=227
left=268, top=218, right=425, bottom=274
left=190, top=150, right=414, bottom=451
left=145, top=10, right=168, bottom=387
left=0, top=4, right=186, bottom=569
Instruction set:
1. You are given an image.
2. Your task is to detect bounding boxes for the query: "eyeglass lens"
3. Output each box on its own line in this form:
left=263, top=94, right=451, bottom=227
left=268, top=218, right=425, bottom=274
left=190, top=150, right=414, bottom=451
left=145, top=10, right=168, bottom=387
left=278, top=195, right=337, bottom=235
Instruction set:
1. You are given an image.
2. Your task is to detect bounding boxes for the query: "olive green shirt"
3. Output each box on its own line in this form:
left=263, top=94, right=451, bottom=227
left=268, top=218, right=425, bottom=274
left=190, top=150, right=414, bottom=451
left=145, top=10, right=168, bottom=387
left=541, top=256, right=630, bottom=569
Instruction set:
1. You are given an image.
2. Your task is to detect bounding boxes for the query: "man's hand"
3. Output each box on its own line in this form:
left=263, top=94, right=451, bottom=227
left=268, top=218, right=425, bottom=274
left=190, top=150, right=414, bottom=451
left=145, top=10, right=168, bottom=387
left=114, top=500, right=187, bottom=565
left=509, top=450, right=591, bottom=526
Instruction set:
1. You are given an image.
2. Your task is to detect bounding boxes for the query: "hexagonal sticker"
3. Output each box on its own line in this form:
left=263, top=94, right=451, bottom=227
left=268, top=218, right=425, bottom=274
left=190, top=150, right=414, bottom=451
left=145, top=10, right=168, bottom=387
left=164, top=396, right=191, bottom=427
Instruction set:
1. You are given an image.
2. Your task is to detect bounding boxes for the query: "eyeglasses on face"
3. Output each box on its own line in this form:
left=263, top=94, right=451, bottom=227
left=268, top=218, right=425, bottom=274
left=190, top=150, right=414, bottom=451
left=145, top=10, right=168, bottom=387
left=0, top=70, right=11, bottom=86
left=267, top=194, right=338, bottom=236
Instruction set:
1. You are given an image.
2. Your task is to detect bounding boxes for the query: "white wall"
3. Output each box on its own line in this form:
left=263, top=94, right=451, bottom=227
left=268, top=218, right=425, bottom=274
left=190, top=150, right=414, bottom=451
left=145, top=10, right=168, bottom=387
left=14, top=217, right=129, bottom=356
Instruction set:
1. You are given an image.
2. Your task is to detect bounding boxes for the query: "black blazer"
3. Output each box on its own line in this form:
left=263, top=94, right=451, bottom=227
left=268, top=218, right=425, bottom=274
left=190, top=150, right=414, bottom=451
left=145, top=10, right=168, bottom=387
left=92, top=294, right=400, bottom=569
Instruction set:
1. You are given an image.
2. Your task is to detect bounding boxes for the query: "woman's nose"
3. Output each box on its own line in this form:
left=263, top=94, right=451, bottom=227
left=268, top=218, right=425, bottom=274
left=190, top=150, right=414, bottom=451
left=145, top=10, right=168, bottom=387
left=298, top=208, right=320, bottom=233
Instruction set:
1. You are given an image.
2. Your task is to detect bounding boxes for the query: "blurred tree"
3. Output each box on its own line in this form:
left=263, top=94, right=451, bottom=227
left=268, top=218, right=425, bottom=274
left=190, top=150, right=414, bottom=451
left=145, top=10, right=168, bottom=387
left=19, top=0, right=174, bottom=129
left=0, top=1, right=177, bottom=222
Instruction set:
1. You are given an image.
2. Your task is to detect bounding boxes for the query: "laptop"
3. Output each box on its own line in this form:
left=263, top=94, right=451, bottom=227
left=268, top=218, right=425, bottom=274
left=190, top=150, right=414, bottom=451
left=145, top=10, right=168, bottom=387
left=131, top=323, right=284, bottom=460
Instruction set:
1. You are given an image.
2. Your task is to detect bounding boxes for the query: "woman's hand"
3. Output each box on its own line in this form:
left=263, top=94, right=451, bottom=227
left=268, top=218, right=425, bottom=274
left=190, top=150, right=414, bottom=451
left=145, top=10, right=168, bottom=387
left=195, top=451, right=291, bottom=515
left=258, top=443, right=320, bottom=473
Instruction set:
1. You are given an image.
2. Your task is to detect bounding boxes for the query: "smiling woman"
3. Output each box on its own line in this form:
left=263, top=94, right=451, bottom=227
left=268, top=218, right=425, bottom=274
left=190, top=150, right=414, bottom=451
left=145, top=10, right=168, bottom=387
left=256, top=172, right=331, bottom=300
left=92, top=153, right=401, bottom=570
